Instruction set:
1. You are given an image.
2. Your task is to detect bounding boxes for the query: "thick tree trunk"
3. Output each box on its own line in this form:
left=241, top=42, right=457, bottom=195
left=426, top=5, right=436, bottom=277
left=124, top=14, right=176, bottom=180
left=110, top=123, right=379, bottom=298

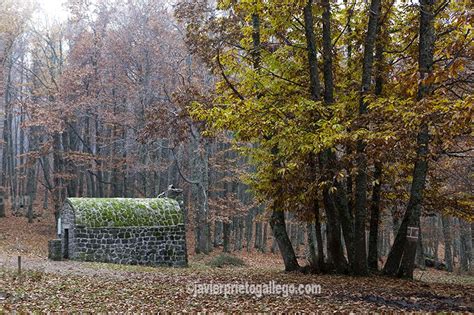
left=269, top=208, right=300, bottom=272
left=322, top=185, right=348, bottom=273
left=368, top=163, right=382, bottom=270
left=353, top=0, right=382, bottom=276
left=309, top=0, right=350, bottom=273
left=307, top=223, right=317, bottom=267
left=368, top=19, right=386, bottom=271
left=320, top=0, right=354, bottom=267
left=321, top=0, right=333, bottom=103
left=249, top=9, right=299, bottom=270
left=303, top=0, right=321, bottom=102
left=333, top=179, right=355, bottom=270
left=313, top=202, right=325, bottom=270
left=384, top=0, right=435, bottom=279
left=384, top=124, right=429, bottom=278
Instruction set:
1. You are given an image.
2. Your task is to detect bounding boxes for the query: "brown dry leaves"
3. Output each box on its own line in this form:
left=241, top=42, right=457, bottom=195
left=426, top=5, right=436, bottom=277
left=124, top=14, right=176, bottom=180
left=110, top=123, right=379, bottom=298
left=0, top=256, right=473, bottom=313
left=0, top=216, right=473, bottom=312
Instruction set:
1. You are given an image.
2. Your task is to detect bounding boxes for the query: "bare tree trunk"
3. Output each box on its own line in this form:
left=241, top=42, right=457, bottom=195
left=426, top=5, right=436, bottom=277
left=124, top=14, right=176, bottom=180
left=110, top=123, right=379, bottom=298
left=255, top=209, right=263, bottom=251
left=323, top=190, right=348, bottom=273
left=460, top=219, right=472, bottom=272
left=303, top=0, right=348, bottom=273
left=384, top=0, right=435, bottom=279
left=262, top=223, right=268, bottom=253
left=314, top=203, right=325, bottom=269
left=367, top=17, right=386, bottom=270
left=223, top=221, right=231, bottom=253
left=0, top=51, right=8, bottom=218
left=270, top=208, right=300, bottom=272
left=353, top=0, right=382, bottom=276
left=245, top=208, right=253, bottom=252
left=52, top=133, right=65, bottom=219
left=453, top=218, right=459, bottom=268
left=368, top=163, right=382, bottom=270
left=303, top=0, right=321, bottom=102
left=214, top=220, right=223, bottom=248
left=307, top=223, right=317, bottom=266
left=416, top=223, right=425, bottom=269
left=234, top=216, right=243, bottom=251
left=471, top=223, right=474, bottom=272
left=250, top=10, right=298, bottom=270
left=25, top=128, right=39, bottom=223
left=433, top=215, right=439, bottom=265
left=441, top=215, right=453, bottom=271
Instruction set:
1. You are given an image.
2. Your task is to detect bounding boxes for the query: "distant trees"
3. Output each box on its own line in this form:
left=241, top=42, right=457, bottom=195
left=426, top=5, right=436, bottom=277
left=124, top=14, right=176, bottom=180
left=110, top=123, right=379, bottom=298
left=0, top=0, right=270, bottom=257
left=0, top=0, right=31, bottom=218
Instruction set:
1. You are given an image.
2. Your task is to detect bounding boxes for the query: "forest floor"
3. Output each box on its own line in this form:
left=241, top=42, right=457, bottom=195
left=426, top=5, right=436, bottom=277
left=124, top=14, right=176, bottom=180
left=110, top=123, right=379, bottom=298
left=0, top=215, right=473, bottom=312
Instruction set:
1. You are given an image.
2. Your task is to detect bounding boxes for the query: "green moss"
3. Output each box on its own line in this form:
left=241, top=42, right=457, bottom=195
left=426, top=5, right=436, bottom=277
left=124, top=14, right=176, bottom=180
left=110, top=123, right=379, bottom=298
left=67, top=198, right=183, bottom=228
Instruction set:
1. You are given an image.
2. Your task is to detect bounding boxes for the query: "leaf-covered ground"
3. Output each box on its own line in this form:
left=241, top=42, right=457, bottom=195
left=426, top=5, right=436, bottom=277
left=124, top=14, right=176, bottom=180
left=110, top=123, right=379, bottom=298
left=1, top=215, right=473, bottom=312
left=0, top=254, right=473, bottom=312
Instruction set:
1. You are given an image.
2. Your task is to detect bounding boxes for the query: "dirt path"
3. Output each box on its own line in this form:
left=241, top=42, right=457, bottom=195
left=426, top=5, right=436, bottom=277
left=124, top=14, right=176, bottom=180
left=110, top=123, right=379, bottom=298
left=0, top=254, right=136, bottom=279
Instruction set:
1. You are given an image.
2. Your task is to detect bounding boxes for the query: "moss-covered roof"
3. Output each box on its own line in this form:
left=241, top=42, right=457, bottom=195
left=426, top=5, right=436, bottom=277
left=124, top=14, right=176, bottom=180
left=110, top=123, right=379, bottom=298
left=66, top=198, right=183, bottom=228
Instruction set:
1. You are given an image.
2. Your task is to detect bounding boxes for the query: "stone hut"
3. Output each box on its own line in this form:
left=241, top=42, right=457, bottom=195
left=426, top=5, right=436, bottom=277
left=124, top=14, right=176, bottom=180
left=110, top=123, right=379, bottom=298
left=52, top=193, right=187, bottom=267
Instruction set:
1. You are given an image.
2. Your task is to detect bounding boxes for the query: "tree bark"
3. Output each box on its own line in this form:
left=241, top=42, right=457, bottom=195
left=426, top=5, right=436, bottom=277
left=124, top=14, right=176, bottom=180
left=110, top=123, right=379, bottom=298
left=460, top=219, right=472, bottom=272
left=307, top=223, right=317, bottom=267
left=322, top=183, right=348, bottom=273
left=321, top=0, right=333, bottom=104
left=262, top=223, right=268, bottom=253
left=269, top=208, right=300, bottom=272
left=353, top=0, right=382, bottom=276
left=368, top=17, right=386, bottom=271
left=433, top=215, right=439, bottom=264
left=415, top=222, right=425, bottom=269
left=303, top=0, right=321, bottom=101
left=368, top=163, right=382, bottom=270
left=250, top=9, right=299, bottom=270
left=314, top=202, right=325, bottom=270
left=223, top=221, right=231, bottom=253
left=441, top=215, right=453, bottom=271
left=384, top=0, right=435, bottom=279
left=25, top=127, right=40, bottom=223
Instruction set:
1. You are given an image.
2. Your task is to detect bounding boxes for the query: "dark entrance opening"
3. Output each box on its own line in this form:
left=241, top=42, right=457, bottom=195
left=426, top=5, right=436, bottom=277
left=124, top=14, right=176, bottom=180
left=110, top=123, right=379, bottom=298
left=64, top=229, right=69, bottom=259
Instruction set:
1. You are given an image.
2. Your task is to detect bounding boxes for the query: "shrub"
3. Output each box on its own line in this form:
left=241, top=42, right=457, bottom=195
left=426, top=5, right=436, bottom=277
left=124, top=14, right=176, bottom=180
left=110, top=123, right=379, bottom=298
left=206, top=254, right=245, bottom=268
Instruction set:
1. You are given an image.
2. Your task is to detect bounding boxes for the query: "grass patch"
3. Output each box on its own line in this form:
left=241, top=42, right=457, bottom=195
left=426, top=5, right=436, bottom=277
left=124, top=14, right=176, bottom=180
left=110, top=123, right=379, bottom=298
left=206, top=254, right=246, bottom=268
